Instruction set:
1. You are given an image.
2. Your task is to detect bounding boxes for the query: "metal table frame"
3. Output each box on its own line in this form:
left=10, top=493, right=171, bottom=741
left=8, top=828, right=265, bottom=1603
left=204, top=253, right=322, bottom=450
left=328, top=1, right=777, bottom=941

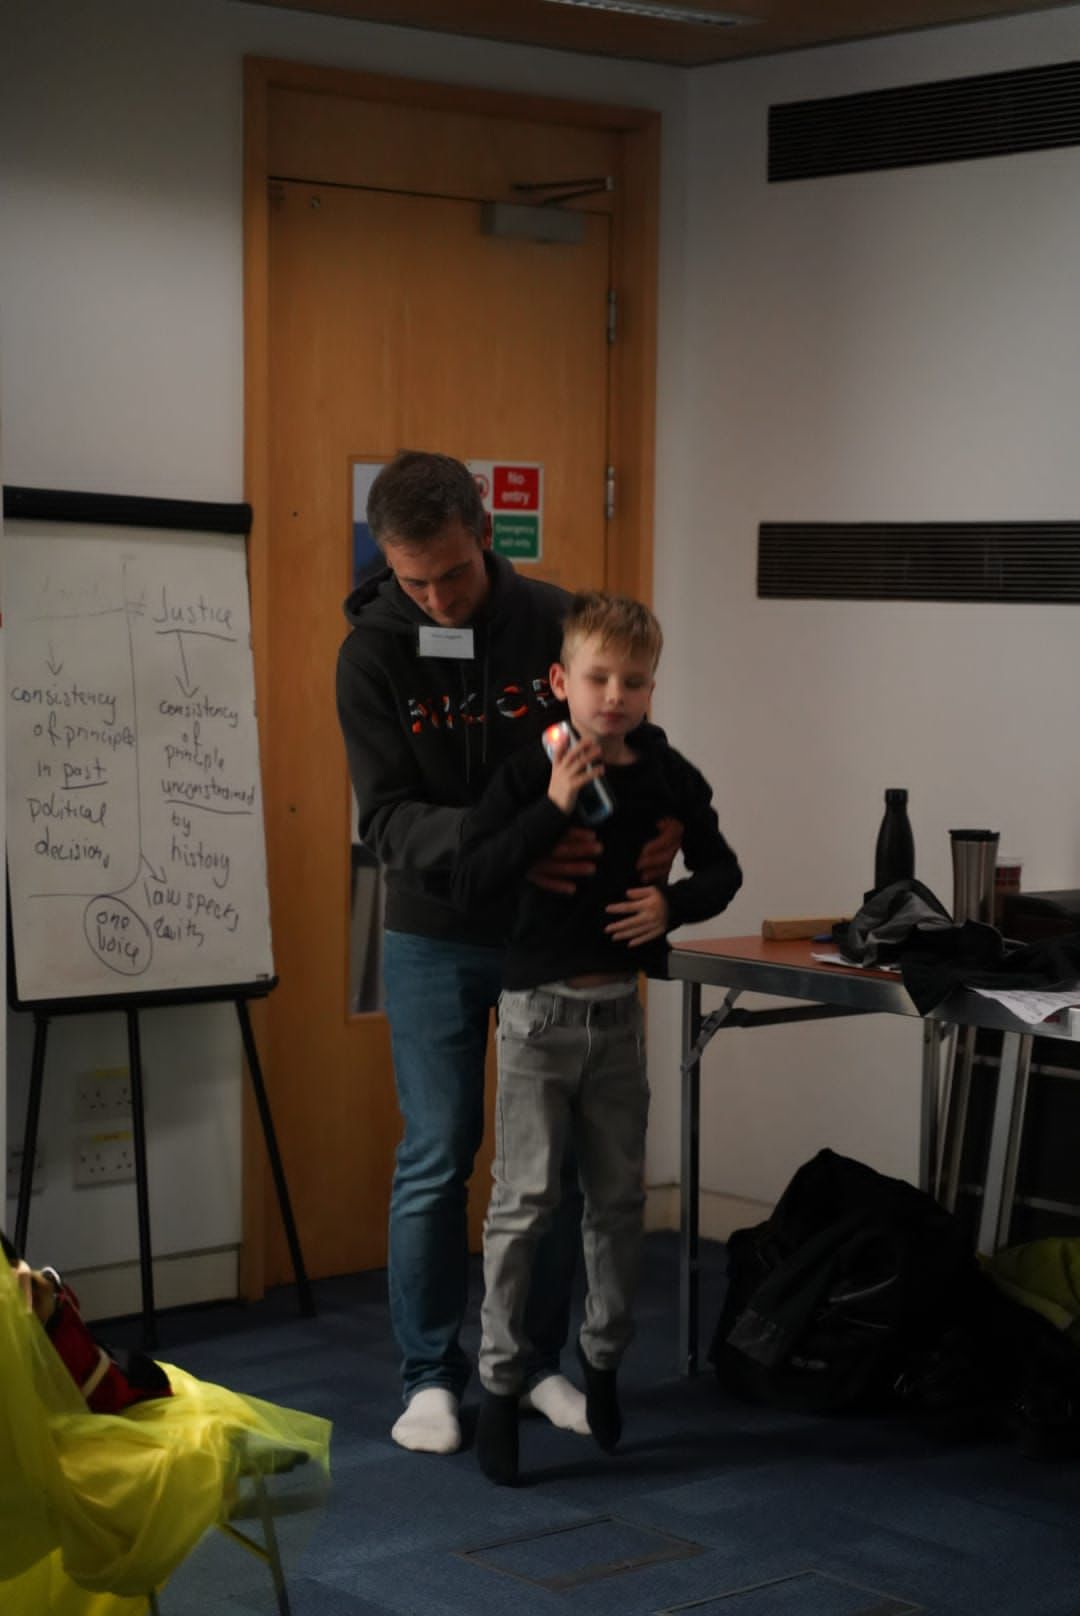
left=669, top=936, right=1079, bottom=1374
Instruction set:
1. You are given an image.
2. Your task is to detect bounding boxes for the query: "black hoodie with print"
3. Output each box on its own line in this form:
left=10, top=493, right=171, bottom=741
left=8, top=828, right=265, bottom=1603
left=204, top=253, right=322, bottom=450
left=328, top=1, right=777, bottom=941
left=336, top=551, right=570, bottom=945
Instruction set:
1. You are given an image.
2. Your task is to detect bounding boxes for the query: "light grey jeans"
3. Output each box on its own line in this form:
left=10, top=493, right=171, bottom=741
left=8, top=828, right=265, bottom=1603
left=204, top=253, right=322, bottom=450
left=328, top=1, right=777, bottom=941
left=479, top=984, right=650, bottom=1395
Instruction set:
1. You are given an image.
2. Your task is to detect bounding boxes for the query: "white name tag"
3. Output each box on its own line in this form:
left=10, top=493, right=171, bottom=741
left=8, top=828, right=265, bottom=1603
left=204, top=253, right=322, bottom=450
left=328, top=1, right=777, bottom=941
left=417, top=626, right=475, bottom=660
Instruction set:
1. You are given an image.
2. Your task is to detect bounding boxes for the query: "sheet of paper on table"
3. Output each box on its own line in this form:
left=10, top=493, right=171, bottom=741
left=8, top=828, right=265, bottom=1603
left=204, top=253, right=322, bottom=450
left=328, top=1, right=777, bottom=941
left=810, top=950, right=901, bottom=973
left=811, top=952, right=1080, bottom=1025
left=969, top=986, right=1080, bottom=1025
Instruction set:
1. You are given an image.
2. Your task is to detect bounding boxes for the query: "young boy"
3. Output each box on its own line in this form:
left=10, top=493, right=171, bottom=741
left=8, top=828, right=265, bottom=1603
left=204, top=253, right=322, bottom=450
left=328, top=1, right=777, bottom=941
left=452, top=592, right=742, bottom=1485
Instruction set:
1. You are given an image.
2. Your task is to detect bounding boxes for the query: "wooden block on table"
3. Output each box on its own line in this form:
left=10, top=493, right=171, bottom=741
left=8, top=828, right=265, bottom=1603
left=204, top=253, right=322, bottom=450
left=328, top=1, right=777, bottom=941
left=761, top=916, right=847, bottom=941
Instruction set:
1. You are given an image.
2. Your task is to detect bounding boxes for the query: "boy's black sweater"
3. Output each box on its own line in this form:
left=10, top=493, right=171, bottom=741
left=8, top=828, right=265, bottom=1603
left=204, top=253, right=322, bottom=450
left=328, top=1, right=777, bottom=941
left=452, top=722, right=742, bottom=988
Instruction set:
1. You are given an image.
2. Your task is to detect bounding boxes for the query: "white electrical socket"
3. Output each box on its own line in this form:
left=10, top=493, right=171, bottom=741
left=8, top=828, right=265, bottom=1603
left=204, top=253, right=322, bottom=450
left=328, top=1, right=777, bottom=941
left=74, top=1129, right=136, bottom=1187
left=6, top=1145, right=45, bottom=1199
left=75, top=1066, right=132, bottom=1124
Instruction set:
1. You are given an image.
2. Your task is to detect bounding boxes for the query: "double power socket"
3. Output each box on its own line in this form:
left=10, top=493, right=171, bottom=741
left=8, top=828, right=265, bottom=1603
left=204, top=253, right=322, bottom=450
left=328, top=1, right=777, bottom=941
left=5, top=1068, right=139, bottom=1196
left=73, top=1067, right=137, bottom=1187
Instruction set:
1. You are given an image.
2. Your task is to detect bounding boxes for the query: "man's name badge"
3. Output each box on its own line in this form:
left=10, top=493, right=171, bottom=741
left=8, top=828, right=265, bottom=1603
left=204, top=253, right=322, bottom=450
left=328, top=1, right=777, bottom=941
left=417, top=626, right=475, bottom=660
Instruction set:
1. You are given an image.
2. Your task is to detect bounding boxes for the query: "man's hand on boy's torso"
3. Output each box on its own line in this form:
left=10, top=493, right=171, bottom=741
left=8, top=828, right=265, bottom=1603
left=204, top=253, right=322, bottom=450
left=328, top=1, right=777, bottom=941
left=526, top=787, right=682, bottom=898
left=636, top=815, right=683, bottom=885
left=528, top=825, right=603, bottom=893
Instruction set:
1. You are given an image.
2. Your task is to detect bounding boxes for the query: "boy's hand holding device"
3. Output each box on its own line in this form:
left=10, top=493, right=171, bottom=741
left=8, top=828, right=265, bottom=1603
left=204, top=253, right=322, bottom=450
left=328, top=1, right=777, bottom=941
left=546, top=732, right=605, bottom=815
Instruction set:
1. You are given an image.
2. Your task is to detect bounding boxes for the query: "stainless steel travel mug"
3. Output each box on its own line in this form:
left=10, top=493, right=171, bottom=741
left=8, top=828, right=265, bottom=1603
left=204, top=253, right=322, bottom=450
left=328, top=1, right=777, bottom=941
left=949, top=828, right=1000, bottom=924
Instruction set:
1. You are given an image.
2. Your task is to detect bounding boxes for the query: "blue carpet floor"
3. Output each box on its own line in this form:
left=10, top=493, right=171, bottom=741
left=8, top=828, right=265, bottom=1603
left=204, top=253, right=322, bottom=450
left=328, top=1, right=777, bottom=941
left=109, top=1235, right=1080, bottom=1616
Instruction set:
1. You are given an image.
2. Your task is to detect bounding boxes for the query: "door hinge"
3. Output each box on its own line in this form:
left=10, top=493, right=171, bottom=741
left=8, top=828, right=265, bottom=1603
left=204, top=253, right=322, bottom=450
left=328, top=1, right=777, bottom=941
left=605, top=465, right=616, bottom=521
left=607, top=289, right=617, bottom=345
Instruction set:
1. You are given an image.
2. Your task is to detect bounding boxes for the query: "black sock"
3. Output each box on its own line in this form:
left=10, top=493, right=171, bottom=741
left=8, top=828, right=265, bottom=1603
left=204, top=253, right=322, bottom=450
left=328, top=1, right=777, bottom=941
left=476, top=1390, right=520, bottom=1486
left=577, top=1342, right=622, bottom=1452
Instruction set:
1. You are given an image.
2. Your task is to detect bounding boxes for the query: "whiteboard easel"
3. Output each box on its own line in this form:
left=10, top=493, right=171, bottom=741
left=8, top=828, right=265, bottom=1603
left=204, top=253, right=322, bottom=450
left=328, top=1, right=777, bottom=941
left=3, top=487, right=310, bottom=1340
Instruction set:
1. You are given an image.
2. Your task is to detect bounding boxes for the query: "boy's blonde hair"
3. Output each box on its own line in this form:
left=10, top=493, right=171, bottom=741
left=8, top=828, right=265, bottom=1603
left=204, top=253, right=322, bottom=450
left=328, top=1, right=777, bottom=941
left=560, top=591, right=663, bottom=671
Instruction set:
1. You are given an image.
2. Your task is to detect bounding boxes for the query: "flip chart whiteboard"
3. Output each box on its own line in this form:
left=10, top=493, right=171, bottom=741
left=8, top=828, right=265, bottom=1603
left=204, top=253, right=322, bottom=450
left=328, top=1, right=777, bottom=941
left=5, top=510, right=274, bottom=1004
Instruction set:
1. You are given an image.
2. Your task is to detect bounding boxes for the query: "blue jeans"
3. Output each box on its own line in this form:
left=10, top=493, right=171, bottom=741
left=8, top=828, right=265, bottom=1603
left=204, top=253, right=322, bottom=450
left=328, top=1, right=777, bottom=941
left=383, top=930, right=582, bottom=1403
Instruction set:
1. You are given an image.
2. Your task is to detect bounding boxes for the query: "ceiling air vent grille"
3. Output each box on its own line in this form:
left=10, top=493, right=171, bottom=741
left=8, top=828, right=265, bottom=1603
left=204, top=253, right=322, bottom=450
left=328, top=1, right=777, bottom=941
left=769, top=60, right=1080, bottom=182
left=757, top=522, right=1080, bottom=604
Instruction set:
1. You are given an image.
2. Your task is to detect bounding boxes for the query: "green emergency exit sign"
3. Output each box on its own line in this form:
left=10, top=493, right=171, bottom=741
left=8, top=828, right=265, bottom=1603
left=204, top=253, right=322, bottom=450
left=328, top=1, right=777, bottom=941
left=492, top=514, right=540, bottom=560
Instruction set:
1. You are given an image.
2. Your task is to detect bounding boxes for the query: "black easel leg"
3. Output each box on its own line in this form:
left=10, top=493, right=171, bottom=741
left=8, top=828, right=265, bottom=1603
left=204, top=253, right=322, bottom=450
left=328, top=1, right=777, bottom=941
left=126, top=1009, right=158, bottom=1349
left=14, top=1013, right=49, bottom=1256
left=235, top=999, right=315, bottom=1316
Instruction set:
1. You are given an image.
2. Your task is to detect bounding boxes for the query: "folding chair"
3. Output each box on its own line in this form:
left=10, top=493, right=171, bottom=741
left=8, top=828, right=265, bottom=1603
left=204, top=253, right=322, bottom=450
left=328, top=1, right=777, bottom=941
left=1, top=1258, right=330, bottom=1616
left=148, top=1431, right=320, bottom=1616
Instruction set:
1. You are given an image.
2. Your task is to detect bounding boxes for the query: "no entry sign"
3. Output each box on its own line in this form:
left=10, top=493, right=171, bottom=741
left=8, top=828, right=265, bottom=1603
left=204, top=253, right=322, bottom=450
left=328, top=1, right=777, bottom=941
left=469, top=460, right=543, bottom=563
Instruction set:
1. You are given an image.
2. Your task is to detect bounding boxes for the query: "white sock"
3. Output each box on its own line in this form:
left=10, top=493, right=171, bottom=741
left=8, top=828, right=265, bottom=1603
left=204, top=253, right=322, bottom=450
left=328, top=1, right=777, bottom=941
left=520, top=1373, right=590, bottom=1436
left=391, top=1387, right=461, bottom=1454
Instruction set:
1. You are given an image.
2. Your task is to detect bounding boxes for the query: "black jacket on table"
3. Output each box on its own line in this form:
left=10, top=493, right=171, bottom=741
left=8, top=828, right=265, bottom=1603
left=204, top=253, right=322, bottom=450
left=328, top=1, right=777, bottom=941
left=451, top=721, right=743, bottom=987
left=336, top=551, right=570, bottom=945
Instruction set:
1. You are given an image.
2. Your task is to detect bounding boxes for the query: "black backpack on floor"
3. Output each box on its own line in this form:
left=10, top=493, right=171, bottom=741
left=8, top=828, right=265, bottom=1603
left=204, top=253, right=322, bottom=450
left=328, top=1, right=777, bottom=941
left=708, top=1149, right=986, bottom=1415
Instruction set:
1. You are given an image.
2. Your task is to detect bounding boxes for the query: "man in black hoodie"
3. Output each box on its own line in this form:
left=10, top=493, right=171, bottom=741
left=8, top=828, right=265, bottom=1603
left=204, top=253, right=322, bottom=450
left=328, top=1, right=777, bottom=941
left=336, top=452, right=679, bottom=1456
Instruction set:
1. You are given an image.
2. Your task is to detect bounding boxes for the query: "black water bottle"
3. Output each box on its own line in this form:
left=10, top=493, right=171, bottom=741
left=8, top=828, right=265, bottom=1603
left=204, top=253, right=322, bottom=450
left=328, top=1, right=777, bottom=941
left=874, top=788, right=915, bottom=889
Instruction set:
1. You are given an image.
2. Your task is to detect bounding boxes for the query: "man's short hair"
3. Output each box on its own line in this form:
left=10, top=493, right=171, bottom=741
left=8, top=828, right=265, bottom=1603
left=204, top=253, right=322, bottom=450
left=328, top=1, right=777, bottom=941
left=561, top=591, right=663, bottom=671
left=367, top=451, right=487, bottom=548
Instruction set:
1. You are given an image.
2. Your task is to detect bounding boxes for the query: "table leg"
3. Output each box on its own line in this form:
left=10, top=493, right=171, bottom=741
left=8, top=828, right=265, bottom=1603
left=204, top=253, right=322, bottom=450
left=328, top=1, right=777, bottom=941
left=679, top=981, right=702, bottom=1376
left=933, top=1024, right=957, bottom=1194
left=977, top=1030, right=1030, bottom=1256
left=976, top=1027, right=1034, bottom=1254
left=919, top=1020, right=944, bottom=1195
left=679, top=984, right=744, bottom=1374
left=939, top=1024, right=977, bottom=1211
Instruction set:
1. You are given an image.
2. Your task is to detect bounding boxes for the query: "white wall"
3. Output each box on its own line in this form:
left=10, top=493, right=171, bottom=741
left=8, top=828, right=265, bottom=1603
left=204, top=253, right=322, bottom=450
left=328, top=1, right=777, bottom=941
left=0, top=0, right=683, bottom=1297
left=646, top=3, right=1080, bottom=1227
left=6, top=0, right=1080, bottom=1295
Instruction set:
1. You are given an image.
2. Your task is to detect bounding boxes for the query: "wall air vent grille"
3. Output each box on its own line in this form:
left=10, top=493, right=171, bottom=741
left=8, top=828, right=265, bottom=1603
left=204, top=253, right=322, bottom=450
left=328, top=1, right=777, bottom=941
left=757, top=522, right=1080, bottom=604
left=769, top=60, right=1080, bottom=182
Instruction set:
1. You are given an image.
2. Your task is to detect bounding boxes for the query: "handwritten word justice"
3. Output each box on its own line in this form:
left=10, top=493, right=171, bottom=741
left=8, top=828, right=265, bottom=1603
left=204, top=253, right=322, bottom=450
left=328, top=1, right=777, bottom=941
left=153, top=587, right=234, bottom=633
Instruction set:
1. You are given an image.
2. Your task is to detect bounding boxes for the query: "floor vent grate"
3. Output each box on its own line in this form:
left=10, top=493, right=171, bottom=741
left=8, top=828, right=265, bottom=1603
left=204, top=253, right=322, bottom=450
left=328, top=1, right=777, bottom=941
left=458, top=1514, right=704, bottom=1590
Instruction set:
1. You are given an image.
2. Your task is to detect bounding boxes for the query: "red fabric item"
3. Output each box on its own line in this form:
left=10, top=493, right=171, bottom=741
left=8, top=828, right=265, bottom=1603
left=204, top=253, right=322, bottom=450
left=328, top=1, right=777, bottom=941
left=46, top=1283, right=172, bottom=1413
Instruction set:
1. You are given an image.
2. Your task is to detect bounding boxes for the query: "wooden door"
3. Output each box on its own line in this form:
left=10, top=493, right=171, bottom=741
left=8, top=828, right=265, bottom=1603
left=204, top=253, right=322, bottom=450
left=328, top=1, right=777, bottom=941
left=247, top=65, right=659, bottom=1285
